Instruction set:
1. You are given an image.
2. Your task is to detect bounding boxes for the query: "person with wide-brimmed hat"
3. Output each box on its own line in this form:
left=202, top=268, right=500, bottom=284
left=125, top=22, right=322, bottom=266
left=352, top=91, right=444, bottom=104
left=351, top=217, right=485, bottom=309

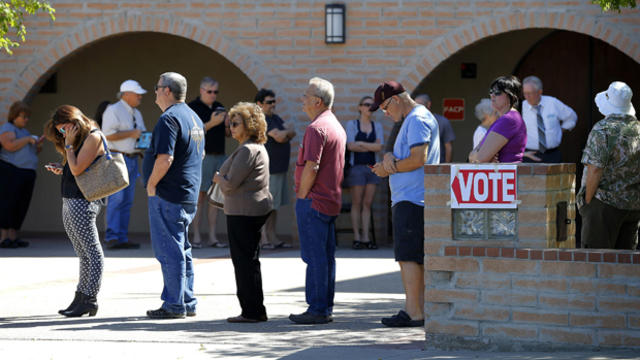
left=578, top=81, right=640, bottom=250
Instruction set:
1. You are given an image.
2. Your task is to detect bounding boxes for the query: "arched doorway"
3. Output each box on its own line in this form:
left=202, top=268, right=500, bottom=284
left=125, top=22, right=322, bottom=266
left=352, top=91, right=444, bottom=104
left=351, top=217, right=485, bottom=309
left=514, top=29, right=640, bottom=168
left=514, top=30, right=640, bottom=246
left=23, top=32, right=257, bottom=234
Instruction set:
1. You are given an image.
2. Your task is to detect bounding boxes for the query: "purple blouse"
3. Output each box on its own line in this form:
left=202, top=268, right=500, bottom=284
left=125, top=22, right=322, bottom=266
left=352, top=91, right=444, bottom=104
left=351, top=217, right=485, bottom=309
left=478, top=109, right=527, bottom=163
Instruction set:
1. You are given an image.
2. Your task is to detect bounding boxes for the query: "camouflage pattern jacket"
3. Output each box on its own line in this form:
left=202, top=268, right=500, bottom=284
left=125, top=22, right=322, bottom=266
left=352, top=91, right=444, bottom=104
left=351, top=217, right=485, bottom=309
left=578, top=114, right=640, bottom=210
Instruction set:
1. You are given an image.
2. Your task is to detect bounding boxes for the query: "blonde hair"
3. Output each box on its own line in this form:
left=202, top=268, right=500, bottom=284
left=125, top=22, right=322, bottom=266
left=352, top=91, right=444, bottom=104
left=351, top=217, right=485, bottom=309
left=228, top=102, right=267, bottom=144
left=44, top=105, right=95, bottom=163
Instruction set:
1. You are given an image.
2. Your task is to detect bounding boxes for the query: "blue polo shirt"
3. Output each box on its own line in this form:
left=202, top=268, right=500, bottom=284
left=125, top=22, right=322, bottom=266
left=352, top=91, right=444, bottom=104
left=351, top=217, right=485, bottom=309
left=390, top=105, right=440, bottom=207
left=143, top=102, right=205, bottom=205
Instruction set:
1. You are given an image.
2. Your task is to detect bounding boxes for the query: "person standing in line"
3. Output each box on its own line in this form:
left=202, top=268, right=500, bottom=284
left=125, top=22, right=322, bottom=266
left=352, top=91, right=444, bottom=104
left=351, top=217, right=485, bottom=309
left=472, top=98, right=499, bottom=149
left=255, top=88, right=295, bottom=249
left=0, top=101, right=43, bottom=249
left=44, top=105, right=106, bottom=317
left=101, top=80, right=147, bottom=250
left=578, top=81, right=640, bottom=250
left=415, top=94, right=455, bottom=163
left=370, top=81, right=440, bottom=327
left=521, top=75, right=577, bottom=163
left=345, top=95, right=383, bottom=250
left=289, top=77, right=346, bottom=325
left=143, top=72, right=205, bottom=319
left=188, top=77, right=228, bottom=249
left=469, top=76, right=527, bottom=163
left=213, top=102, right=273, bottom=323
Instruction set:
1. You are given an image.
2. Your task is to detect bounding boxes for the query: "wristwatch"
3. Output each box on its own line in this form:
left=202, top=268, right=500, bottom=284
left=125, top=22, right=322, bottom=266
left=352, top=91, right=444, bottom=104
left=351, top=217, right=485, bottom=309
left=65, top=144, right=73, bottom=150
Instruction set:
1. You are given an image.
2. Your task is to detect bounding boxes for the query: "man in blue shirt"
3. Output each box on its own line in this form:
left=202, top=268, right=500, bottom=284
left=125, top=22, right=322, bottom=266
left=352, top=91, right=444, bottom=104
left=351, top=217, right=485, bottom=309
left=371, top=81, right=440, bottom=327
left=143, top=72, right=205, bottom=319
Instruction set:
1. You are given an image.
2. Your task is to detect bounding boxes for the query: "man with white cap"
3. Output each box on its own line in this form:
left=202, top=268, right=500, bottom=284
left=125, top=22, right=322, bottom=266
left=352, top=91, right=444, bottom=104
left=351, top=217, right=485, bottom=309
left=578, top=81, right=640, bottom=250
left=101, top=79, right=147, bottom=250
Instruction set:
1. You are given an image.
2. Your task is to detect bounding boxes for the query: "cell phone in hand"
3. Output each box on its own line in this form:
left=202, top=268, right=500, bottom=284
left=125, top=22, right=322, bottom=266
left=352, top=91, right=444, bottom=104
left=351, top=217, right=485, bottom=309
left=214, top=106, right=226, bottom=115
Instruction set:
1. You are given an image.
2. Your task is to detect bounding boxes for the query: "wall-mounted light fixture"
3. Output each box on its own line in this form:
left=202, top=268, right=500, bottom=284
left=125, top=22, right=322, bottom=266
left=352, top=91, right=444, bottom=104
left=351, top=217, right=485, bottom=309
left=325, top=3, right=345, bottom=44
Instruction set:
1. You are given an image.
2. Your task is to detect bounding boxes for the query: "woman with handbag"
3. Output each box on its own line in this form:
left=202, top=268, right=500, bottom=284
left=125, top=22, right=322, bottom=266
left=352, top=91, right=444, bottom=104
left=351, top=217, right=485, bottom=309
left=44, top=105, right=107, bottom=317
left=213, top=102, right=273, bottom=323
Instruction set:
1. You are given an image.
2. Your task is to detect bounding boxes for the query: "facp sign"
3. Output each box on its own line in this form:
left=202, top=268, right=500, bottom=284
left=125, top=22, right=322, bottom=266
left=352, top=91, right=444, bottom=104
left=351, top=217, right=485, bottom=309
left=450, top=165, right=518, bottom=209
left=442, top=98, right=465, bottom=121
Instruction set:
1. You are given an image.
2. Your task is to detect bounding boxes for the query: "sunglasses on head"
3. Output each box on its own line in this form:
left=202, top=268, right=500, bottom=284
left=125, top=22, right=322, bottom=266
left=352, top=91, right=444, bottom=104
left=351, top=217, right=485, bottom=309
left=264, top=99, right=276, bottom=105
left=489, top=88, right=503, bottom=96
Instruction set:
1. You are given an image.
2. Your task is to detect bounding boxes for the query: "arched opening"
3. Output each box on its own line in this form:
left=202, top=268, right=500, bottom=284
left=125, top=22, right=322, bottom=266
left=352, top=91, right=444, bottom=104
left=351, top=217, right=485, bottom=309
left=22, top=32, right=257, bottom=235
left=413, top=28, right=640, bottom=163
left=413, top=28, right=640, bottom=246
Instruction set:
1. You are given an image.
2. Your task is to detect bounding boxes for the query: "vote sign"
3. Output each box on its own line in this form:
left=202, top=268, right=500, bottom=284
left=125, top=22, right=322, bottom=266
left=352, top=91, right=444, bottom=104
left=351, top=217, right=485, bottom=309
left=450, top=165, right=518, bottom=209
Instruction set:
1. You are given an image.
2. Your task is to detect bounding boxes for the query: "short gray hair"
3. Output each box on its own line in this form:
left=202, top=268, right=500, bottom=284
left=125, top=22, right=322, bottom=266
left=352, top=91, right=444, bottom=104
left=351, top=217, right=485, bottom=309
left=308, top=77, right=335, bottom=109
left=522, top=76, right=543, bottom=91
left=414, top=94, right=430, bottom=104
left=474, top=98, right=493, bottom=121
left=159, top=72, right=187, bottom=101
left=200, top=76, right=218, bottom=89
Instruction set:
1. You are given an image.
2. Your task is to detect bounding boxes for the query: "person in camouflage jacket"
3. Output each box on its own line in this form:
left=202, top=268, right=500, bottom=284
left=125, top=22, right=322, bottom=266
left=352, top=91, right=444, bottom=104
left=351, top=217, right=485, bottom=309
left=578, top=81, right=640, bottom=250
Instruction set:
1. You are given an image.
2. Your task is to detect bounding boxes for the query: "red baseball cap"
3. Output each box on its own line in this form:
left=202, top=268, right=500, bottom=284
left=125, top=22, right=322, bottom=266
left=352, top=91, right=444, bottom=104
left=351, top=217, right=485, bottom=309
left=370, top=81, right=406, bottom=112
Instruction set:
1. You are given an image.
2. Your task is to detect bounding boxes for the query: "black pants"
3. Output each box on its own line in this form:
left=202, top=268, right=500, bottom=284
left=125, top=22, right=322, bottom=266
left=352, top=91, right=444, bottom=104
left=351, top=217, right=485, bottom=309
left=226, top=214, right=269, bottom=319
left=579, top=197, right=640, bottom=250
left=522, top=148, right=562, bottom=163
left=0, top=160, right=36, bottom=230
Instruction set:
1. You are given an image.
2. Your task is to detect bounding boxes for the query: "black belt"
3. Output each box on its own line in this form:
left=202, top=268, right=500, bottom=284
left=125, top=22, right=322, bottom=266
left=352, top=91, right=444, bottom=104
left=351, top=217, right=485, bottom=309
left=526, top=147, right=559, bottom=154
left=111, top=151, right=140, bottom=158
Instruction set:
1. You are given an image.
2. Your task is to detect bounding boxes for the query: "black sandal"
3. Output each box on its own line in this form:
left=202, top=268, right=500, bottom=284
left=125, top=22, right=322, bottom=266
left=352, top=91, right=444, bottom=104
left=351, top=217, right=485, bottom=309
left=366, top=242, right=378, bottom=250
left=352, top=241, right=365, bottom=250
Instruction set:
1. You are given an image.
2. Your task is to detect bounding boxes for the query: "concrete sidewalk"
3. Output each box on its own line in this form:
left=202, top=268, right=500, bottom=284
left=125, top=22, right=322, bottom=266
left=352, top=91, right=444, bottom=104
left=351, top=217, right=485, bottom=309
left=0, top=237, right=638, bottom=359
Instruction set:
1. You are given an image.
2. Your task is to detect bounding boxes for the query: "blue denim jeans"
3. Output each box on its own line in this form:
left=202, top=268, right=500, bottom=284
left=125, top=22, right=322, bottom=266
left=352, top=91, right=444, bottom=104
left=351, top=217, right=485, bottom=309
left=295, top=198, right=336, bottom=316
left=106, top=156, right=138, bottom=244
left=148, top=195, right=197, bottom=314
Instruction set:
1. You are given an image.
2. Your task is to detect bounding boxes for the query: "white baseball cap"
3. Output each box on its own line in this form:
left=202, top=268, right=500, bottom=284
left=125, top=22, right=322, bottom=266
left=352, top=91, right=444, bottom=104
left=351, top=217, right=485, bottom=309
left=595, top=81, right=635, bottom=117
left=119, top=79, right=147, bottom=95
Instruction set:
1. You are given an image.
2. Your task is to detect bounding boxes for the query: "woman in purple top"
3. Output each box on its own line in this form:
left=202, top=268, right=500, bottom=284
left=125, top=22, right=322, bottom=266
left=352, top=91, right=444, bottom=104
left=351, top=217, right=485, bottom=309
left=469, top=76, right=527, bottom=163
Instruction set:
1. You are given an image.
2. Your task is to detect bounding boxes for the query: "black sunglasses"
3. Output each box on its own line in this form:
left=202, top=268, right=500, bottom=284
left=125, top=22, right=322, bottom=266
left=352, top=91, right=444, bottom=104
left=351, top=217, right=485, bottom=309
left=264, top=99, right=276, bottom=105
left=155, top=84, right=168, bottom=91
left=360, top=102, right=373, bottom=107
left=205, top=90, right=219, bottom=94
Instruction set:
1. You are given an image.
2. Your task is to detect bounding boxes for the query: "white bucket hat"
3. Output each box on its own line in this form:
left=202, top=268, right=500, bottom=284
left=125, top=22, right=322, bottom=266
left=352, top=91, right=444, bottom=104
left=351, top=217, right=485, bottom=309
left=595, top=81, right=635, bottom=117
left=119, top=79, right=147, bottom=95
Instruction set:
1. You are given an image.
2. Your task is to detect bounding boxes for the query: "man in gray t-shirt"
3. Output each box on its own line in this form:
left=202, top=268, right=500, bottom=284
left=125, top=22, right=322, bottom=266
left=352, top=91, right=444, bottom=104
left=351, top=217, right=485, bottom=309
left=415, top=94, right=455, bottom=163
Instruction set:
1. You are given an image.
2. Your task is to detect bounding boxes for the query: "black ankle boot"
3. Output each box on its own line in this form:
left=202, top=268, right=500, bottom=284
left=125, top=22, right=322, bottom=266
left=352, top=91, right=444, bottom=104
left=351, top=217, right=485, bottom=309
left=61, top=292, right=98, bottom=317
left=58, top=291, right=82, bottom=315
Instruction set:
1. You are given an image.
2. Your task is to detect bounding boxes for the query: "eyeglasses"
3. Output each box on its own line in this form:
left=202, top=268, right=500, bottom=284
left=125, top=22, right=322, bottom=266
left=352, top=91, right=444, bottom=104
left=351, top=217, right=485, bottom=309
left=230, top=121, right=242, bottom=128
left=380, top=98, right=392, bottom=113
left=489, top=88, right=503, bottom=96
left=205, top=90, right=219, bottom=94
left=155, top=84, right=168, bottom=91
left=360, top=102, right=373, bottom=107
left=264, top=99, right=276, bottom=105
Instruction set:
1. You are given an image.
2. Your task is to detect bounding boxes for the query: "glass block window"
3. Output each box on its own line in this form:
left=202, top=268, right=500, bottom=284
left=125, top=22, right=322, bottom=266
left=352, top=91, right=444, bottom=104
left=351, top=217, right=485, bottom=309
left=453, top=209, right=517, bottom=240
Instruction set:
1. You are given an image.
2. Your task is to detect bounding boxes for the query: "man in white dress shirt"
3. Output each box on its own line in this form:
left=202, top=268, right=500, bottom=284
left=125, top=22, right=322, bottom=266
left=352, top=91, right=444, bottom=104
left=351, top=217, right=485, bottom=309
left=522, top=76, right=578, bottom=163
left=101, top=80, right=147, bottom=249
